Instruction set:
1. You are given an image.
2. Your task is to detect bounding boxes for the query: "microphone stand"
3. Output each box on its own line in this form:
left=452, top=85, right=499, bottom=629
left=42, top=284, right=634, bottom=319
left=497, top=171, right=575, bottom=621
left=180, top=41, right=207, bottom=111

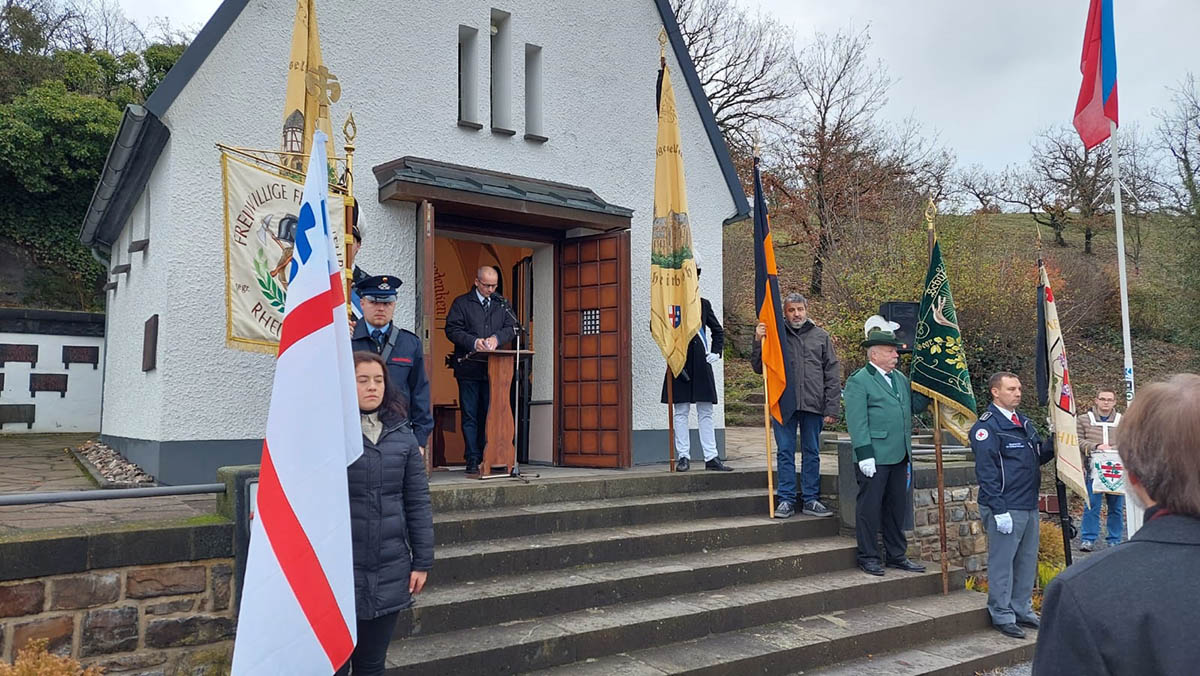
left=479, top=296, right=538, bottom=482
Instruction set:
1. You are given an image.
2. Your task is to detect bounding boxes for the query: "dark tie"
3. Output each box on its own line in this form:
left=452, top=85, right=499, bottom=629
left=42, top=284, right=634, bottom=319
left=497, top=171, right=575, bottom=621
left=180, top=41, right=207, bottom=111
left=1011, top=413, right=1020, bottom=426
left=372, top=329, right=384, bottom=349
left=483, top=298, right=490, bottom=311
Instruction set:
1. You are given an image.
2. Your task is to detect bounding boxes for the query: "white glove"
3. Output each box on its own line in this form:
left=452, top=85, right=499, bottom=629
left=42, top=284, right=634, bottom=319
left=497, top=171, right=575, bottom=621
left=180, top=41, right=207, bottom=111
left=705, top=352, right=720, bottom=364
left=994, top=512, right=1014, bottom=534
left=858, top=458, right=876, bottom=478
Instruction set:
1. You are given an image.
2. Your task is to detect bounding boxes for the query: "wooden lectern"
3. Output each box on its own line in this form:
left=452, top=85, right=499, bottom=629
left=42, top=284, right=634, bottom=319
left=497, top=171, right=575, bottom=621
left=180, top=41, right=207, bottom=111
left=466, top=349, right=534, bottom=478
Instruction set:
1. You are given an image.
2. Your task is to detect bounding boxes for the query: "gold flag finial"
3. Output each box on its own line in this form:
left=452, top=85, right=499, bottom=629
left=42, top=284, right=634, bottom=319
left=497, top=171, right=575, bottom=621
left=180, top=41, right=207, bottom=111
left=924, top=197, right=938, bottom=231
left=343, top=111, right=357, bottom=145
left=658, top=28, right=668, bottom=63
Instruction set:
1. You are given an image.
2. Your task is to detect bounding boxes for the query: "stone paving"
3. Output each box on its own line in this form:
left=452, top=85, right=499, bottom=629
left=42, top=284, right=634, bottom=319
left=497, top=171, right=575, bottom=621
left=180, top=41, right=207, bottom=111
left=0, top=428, right=819, bottom=535
left=0, top=434, right=215, bottom=535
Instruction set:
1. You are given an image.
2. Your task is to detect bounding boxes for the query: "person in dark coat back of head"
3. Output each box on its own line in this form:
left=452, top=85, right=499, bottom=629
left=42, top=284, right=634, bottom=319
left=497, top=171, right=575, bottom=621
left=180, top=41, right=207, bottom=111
left=336, top=351, right=434, bottom=676
left=1034, top=373, right=1200, bottom=676
left=659, top=256, right=732, bottom=472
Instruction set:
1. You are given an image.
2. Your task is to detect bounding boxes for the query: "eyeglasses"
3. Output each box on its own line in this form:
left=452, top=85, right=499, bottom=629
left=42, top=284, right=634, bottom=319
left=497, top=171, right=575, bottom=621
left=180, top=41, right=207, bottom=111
left=476, top=281, right=498, bottom=289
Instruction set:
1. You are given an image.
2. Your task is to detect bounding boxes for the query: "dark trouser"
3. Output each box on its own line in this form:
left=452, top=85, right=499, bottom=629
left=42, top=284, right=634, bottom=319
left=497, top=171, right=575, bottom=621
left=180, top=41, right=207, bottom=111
left=981, top=506, right=1040, bottom=626
left=457, top=378, right=490, bottom=465
left=855, top=459, right=909, bottom=565
left=334, top=611, right=400, bottom=676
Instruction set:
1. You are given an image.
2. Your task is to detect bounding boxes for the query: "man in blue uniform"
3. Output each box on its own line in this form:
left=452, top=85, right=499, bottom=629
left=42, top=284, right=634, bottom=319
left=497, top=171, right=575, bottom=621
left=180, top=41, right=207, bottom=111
left=970, top=371, right=1055, bottom=640
left=351, top=275, right=433, bottom=455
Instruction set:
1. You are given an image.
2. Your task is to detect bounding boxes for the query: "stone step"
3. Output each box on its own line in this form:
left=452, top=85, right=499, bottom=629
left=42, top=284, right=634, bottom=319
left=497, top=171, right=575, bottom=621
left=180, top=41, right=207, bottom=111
left=401, top=536, right=858, bottom=637
left=383, top=566, right=958, bottom=675
left=434, top=488, right=769, bottom=545
left=798, top=626, right=1037, bottom=675
left=433, top=513, right=841, bottom=585
left=524, top=589, right=990, bottom=676
left=430, top=471, right=766, bottom=513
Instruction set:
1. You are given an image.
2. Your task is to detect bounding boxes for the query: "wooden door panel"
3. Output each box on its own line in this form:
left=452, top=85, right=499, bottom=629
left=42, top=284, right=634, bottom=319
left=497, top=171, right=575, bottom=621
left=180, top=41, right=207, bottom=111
left=557, top=231, right=632, bottom=467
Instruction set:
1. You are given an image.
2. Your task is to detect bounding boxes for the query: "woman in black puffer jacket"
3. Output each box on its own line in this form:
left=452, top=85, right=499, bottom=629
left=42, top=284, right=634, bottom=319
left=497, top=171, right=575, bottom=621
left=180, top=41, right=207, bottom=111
left=336, top=351, right=434, bottom=676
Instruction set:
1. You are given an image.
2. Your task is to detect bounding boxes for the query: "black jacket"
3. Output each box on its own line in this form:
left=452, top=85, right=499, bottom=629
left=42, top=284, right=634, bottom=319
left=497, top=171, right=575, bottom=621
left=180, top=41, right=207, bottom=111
left=347, top=414, right=434, bottom=620
left=969, top=404, right=1055, bottom=513
left=1034, top=509, right=1200, bottom=675
left=751, top=320, right=841, bottom=418
left=660, top=298, right=724, bottom=404
left=444, top=290, right=518, bottom=381
left=351, top=322, right=434, bottom=447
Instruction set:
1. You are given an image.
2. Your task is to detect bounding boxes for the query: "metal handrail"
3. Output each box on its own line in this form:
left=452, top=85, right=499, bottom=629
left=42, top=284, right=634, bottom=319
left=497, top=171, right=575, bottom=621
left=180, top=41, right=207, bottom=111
left=0, top=483, right=225, bottom=507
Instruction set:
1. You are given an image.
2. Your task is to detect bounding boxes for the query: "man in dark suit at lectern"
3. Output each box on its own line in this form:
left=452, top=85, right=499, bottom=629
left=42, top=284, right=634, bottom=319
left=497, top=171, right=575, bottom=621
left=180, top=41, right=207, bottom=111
left=445, top=266, right=517, bottom=476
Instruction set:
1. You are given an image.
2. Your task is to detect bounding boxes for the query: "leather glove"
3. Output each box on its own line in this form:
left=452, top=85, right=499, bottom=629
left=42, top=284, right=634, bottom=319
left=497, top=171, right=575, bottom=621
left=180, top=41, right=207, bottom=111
left=858, top=458, right=876, bottom=478
left=994, top=512, right=1014, bottom=534
left=705, top=352, right=720, bottom=364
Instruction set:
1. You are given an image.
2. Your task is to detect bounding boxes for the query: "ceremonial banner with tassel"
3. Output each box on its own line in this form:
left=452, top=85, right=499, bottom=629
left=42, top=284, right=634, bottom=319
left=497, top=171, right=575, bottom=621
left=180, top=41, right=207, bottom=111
left=910, top=235, right=977, bottom=444
left=1036, top=259, right=1089, bottom=502
left=282, top=0, right=340, bottom=168
left=649, top=52, right=701, bottom=377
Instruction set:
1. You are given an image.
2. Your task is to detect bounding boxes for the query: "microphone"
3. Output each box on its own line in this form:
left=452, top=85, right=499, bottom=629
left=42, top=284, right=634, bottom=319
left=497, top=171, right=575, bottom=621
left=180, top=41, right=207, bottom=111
left=489, top=294, right=509, bottom=306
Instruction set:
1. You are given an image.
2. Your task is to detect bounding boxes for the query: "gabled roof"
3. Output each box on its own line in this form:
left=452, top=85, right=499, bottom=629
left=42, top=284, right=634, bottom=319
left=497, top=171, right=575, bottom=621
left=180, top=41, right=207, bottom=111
left=80, top=0, right=749, bottom=248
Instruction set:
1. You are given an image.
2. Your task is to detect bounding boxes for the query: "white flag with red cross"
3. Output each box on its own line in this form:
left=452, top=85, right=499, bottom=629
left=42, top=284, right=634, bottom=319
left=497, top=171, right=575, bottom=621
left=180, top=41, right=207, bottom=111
left=231, top=131, right=362, bottom=674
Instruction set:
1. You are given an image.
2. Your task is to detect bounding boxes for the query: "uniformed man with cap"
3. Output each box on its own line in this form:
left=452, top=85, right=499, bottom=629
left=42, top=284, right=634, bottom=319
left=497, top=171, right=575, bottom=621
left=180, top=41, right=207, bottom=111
left=351, top=275, right=433, bottom=455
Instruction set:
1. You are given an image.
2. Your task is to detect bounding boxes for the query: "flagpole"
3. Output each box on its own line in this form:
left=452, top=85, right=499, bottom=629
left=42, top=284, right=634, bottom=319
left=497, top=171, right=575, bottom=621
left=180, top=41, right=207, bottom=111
left=764, top=371, right=775, bottom=519
left=925, top=202, right=949, bottom=594
left=1109, top=120, right=1143, bottom=539
left=667, top=368, right=676, bottom=472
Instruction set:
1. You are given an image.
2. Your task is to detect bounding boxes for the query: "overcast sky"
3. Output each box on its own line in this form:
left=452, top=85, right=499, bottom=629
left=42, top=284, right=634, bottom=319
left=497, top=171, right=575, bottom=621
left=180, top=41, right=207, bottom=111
left=120, top=0, right=1198, bottom=171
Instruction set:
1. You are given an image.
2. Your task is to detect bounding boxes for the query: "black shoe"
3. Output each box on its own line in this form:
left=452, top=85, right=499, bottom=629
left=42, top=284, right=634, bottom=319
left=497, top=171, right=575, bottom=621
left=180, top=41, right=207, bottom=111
left=465, top=462, right=480, bottom=476
left=774, top=501, right=795, bottom=519
left=1016, top=616, right=1040, bottom=629
left=802, top=500, right=834, bottom=517
left=885, top=558, right=927, bottom=573
left=676, top=457, right=690, bottom=472
left=859, top=560, right=885, bottom=576
left=995, top=623, right=1026, bottom=639
left=705, top=458, right=734, bottom=471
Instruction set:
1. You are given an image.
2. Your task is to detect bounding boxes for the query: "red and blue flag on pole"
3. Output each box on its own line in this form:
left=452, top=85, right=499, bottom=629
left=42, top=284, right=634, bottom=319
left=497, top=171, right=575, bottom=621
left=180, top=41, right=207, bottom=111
left=1073, top=0, right=1118, bottom=149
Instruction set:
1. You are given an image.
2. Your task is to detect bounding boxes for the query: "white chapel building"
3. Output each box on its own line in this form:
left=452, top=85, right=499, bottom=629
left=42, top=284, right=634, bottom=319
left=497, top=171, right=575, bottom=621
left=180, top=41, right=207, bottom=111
left=80, top=0, right=748, bottom=484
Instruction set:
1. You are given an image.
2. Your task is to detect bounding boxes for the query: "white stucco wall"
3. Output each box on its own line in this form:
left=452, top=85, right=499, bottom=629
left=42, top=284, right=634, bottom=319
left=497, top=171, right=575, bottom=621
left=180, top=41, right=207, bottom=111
left=0, top=332, right=104, bottom=433
left=98, top=189, right=164, bottom=440
left=103, top=0, right=732, bottom=443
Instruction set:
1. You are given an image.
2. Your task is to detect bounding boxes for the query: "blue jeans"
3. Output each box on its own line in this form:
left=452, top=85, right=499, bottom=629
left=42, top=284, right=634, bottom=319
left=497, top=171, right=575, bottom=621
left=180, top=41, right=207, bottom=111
left=1082, top=479, right=1125, bottom=545
left=457, top=379, right=490, bottom=465
left=772, top=411, right=824, bottom=504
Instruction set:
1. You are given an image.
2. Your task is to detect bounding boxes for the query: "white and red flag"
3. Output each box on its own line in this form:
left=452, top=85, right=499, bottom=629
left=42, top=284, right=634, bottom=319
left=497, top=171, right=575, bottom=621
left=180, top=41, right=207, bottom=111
left=232, top=131, right=362, bottom=675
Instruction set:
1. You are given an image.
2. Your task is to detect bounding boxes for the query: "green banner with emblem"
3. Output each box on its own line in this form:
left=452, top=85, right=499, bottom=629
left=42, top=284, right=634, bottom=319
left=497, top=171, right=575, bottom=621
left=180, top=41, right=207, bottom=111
left=911, top=240, right=977, bottom=444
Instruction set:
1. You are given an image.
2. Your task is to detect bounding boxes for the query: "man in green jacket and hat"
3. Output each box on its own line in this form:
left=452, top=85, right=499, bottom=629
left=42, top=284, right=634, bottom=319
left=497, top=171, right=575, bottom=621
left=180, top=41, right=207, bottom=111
left=843, top=318, right=930, bottom=576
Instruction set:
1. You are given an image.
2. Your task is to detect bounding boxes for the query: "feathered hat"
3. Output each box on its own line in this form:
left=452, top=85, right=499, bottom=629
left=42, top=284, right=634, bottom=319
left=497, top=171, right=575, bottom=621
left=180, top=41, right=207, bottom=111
left=861, top=314, right=903, bottom=348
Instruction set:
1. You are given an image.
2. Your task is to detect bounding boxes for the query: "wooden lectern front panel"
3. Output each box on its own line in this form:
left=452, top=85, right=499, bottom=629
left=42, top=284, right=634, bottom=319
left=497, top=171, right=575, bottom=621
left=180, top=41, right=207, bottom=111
left=558, top=232, right=632, bottom=468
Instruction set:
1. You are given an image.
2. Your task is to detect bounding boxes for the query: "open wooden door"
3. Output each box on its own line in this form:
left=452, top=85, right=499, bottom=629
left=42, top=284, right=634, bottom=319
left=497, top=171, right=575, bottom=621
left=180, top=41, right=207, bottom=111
left=557, top=231, right=631, bottom=468
left=414, top=200, right=435, bottom=473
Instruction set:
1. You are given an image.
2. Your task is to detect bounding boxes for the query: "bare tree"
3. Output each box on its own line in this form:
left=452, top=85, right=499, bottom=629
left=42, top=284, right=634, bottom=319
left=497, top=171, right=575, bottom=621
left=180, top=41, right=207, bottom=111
left=672, top=0, right=799, bottom=149
left=1115, top=122, right=1163, bottom=274
left=998, top=166, right=1072, bottom=247
left=955, top=164, right=1003, bottom=213
left=1032, top=127, right=1112, bottom=254
left=1155, top=73, right=1200, bottom=228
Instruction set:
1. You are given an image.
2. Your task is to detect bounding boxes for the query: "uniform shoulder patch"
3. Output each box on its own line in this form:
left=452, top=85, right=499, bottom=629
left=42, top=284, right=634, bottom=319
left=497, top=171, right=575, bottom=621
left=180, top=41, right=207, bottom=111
left=979, top=411, right=993, bottom=421
left=975, top=428, right=990, bottom=441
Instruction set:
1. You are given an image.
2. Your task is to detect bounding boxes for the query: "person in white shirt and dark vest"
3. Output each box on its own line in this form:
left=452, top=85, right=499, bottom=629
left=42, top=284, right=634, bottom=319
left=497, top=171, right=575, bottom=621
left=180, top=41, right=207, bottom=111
left=444, top=266, right=517, bottom=476
left=843, top=322, right=929, bottom=577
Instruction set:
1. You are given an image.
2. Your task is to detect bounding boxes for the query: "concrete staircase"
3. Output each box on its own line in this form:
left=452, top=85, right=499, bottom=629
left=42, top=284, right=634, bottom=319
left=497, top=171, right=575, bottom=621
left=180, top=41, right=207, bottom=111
left=385, top=470, right=1034, bottom=674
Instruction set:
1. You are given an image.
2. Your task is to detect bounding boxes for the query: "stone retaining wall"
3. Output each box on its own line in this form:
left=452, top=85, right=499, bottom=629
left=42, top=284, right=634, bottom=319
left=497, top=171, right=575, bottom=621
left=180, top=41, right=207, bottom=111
left=0, top=521, right=233, bottom=674
left=910, top=484, right=986, bottom=573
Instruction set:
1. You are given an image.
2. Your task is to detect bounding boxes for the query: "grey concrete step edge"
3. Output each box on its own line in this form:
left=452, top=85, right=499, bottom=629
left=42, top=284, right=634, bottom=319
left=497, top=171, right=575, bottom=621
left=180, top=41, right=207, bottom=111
left=797, top=626, right=1037, bottom=676
left=431, top=470, right=838, bottom=514
left=383, top=567, right=964, bottom=675
left=433, top=514, right=841, bottom=585
left=435, top=489, right=770, bottom=546
left=400, top=537, right=859, bottom=637
left=526, top=589, right=990, bottom=676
